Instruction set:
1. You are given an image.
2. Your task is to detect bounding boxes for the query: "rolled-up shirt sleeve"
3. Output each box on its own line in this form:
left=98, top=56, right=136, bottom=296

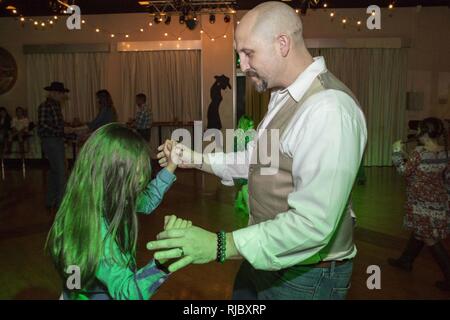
left=208, top=148, right=251, bottom=186
left=232, top=98, right=366, bottom=270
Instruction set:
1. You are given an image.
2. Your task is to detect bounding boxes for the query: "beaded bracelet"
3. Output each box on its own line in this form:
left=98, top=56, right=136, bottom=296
left=216, top=231, right=226, bottom=264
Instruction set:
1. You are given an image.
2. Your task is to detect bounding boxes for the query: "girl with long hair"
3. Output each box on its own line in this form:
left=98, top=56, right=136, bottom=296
left=71, top=89, right=117, bottom=137
left=46, top=123, right=186, bottom=299
left=389, top=117, right=450, bottom=291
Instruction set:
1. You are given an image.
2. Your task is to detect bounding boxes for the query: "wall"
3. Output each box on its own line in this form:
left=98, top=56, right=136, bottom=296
left=236, top=6, right=450, bottom=123
left=0, top=12, right=235, bottom=129
left=1, top=6, right=449, bottom=128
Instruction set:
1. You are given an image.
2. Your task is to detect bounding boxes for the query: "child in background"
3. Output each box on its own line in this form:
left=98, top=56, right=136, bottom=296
left=389, top=117, right=450, bottom=291
left=9, top=107, right=30, bottom=153
left=46, top=123, right=188, bottom=299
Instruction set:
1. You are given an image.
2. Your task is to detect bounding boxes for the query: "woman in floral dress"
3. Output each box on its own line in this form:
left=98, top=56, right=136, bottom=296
left=388, top=117, right=450, bottom=291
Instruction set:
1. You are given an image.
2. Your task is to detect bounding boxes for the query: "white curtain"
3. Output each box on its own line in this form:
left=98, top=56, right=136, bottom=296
left=26, top=53, right=108, bottom=123
left=245, top=49, right=407, bottom=166
left=309, top=48, right=408, bottom=166
left=120, top=50, right=201, bottom=123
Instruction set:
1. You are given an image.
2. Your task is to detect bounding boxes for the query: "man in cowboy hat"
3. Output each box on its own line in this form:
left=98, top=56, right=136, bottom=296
left=38, top=81, right=73, bottom=211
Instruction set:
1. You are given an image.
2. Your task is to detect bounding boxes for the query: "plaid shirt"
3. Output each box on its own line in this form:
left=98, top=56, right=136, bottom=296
left=135, top=104, right=152, bottom=130
left=37, top=98, right=65, bottom=138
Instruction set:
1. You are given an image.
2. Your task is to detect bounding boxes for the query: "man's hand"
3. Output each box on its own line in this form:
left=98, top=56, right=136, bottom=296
left=147, top=223, right=217, bottom=273
left=157, top=140, right=202, bottom=169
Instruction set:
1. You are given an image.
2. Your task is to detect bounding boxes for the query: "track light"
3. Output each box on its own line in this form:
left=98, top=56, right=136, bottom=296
left=179, top=15, right=185, bottom=24
left=165, top=15, right=171, bottom=25
left=209, top=14, right=215, bottom=24
left=224, top=14, right=230, bottom=23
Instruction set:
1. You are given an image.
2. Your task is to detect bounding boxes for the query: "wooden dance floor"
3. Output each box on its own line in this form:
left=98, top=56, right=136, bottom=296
left=0, top=164, right=449, bottom=300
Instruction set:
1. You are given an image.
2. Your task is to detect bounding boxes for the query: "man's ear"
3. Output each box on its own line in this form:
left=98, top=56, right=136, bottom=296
left=278, top=34, right=291, bottom=57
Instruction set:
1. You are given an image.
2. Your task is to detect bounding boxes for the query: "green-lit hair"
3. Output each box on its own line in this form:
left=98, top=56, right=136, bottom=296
left=46, top=123, right=152, bottom=288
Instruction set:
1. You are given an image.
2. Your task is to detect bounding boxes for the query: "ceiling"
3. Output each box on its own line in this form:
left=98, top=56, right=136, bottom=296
left=0, top=0, right=448, bottom=17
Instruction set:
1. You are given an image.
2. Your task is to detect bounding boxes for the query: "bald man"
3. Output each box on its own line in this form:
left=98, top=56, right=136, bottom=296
left=148, top=1, right=367, bottom=300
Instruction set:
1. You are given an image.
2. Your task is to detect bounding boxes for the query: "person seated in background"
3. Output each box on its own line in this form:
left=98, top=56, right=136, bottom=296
left=0, top=107, right=11, bottom=154
left=130, top=93, right=152, bottom=142
left=72, top=89, right=117, bottom=139
left=8, top=107, right=30, bottom=153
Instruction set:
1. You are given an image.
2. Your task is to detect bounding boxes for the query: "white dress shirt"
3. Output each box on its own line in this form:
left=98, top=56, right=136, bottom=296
left=208, top=57, right=367, bottom=270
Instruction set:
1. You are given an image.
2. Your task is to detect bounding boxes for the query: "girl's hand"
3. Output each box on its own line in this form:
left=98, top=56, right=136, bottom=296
left=164, top=215, right=193, bottom=231
left=157, top=140, right=203, bottom=170
left=157, top=140, right=178, bottom=173
left=155, top=215, right=192, bottom=265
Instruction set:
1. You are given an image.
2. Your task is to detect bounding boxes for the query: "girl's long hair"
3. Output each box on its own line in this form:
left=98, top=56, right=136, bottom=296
left=46, top=123, right=152, bottom=288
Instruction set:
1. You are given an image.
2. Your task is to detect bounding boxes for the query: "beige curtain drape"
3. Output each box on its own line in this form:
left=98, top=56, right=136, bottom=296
left=120, top=50, right=201, bottom=123
left=26, top=53, right=108, bottom=123
left=310, top=48, right=407, bottom=166
left=244, top=48, right=407, bottom=166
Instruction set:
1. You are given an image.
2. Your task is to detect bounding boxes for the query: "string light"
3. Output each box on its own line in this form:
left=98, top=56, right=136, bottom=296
left=149, top=22, right=153, bottom=26
left=12, top=10, right=232, bottom=40
left=323, top=3, right=328, bottom=8
left=389, top=4, right=394, bottom=9
left=330, top=12, right=335, bottom=18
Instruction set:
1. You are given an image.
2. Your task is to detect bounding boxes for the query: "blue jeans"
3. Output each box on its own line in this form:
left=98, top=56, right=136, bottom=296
left=41, top=137, right=66, bottom=208
left=232, top=260, right=353, bottom=300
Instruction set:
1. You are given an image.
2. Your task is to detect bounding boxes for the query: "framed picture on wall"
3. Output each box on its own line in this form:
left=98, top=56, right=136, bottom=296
left=0, top=47, right=17, bottom=95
